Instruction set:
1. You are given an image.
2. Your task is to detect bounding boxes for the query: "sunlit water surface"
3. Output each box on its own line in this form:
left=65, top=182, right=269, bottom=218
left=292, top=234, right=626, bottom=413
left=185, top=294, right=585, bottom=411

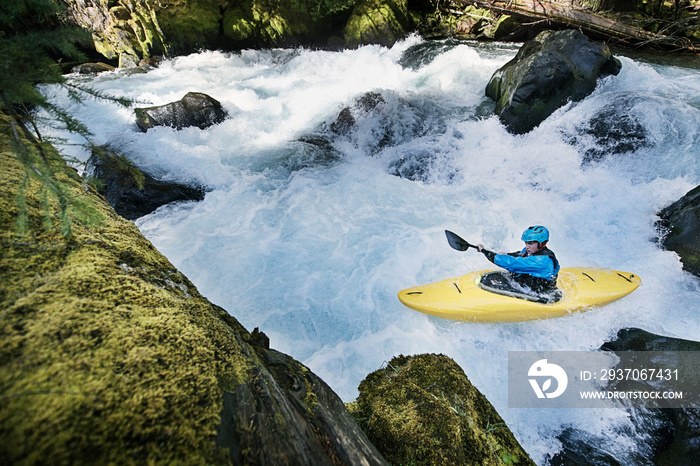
left=42, top=36, right=700, bottom=464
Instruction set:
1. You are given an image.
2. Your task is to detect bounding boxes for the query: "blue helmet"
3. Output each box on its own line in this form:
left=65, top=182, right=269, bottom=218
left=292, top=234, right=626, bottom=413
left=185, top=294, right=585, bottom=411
left=522, top=225, right=549, bottom=243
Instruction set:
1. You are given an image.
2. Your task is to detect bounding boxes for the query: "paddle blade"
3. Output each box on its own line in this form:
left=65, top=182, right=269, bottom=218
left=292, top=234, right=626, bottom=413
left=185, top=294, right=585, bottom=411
left=445, top=230, right=472, bottom=251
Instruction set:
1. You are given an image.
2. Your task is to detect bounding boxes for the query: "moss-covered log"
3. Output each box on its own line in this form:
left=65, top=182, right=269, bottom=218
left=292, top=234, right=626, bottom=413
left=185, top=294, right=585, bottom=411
left=0, top=116, right=386, bottom=464
left=347, top=354, right=535, bottom=465
left=465, top=0, right=698, bottom=51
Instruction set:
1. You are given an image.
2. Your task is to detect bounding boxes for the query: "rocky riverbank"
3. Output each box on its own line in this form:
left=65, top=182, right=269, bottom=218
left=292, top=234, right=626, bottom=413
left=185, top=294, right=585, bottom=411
left=62, top=0, right=699, bottom=68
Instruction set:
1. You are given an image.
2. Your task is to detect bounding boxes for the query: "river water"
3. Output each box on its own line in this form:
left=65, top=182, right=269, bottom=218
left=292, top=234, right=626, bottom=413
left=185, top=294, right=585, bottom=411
left=43, top=35, right=700, bottom=464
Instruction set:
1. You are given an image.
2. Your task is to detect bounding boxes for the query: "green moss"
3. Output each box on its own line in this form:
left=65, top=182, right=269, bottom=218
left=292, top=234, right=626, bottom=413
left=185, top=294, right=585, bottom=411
left=348, top=354, right=535, bottom=466
left=344, top=0, right=412, bottom=48
left=492, top=14, right=520, bottom=39
left=0, top=120, right=253, bottom=463
left=155, top=0, right=222, bottom=53
left=222, top=6, right=257, bottom=41
left=222, top=0, right=329, bottom=47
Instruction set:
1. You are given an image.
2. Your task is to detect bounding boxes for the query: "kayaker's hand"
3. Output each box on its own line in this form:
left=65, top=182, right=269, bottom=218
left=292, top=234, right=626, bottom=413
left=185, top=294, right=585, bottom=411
left=477, top=244, right=484, bottom=252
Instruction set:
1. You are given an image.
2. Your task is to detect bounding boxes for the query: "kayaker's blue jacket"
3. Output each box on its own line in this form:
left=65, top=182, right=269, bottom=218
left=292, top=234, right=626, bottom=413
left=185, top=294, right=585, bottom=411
left=494, top=248, right=559, bottom=280
left=481, top=247, right=559, bottom=292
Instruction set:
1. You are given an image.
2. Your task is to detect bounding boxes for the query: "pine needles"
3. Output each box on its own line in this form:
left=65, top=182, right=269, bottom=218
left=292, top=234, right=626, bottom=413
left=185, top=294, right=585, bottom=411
left=1, top=0, right=132, bottom=238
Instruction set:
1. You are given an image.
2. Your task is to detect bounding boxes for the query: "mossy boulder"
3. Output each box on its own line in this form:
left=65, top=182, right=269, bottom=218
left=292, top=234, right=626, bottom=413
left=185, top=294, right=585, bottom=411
left=154, top=0, right=224, bottom=53
left=0, top=117, right=387, bottom=464
left=420, top=6, right=503, bottom=40
left=347, top=353, right=535, bottom=465
left=221, top=0, right=332, bottom=48
left=344, top=0, right=415, bottom=48
left=657, top=185, right=700, bottom=277
left=488, top=14, right=523, bottom=40
left=64, top=0, right=226, bottom=66
left=485, top=29, right=622, bottom=134
left=64, top=0, right=170, bottom=68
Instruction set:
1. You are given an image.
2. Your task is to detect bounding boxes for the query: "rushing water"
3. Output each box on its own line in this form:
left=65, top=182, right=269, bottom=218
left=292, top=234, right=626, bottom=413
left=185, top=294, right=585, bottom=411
left=42, top=35, right=700, bottom=464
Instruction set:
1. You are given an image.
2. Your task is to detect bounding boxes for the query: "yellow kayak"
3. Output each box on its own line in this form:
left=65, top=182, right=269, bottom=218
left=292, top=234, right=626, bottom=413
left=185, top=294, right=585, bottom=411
left=398, top=267, right=641, bottom=322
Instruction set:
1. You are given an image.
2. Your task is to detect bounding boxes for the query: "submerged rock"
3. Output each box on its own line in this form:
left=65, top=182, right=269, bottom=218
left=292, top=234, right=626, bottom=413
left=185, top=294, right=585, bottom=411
left=86, top=147, right=206, bottom=220
left=485, top=29, right=622, bottom=134
left=347, top=353, right=535, bottom=465
left=300, top=91, right=391, bottom=150
left=330, top=91, right=387, bottom=135
left=0, top=124, right=387, bottom=464
left=134, top=92, right=227, bottom=132
left=567, top=96, right=651, bottom=163
left=657, top=185, right=700, bottom=277
left=550, top=328, right=700, bottom=465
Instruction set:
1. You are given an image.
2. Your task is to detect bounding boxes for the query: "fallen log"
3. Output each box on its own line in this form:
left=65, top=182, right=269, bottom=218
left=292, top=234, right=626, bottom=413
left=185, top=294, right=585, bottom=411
left=464, top=0, right=696, bottom=50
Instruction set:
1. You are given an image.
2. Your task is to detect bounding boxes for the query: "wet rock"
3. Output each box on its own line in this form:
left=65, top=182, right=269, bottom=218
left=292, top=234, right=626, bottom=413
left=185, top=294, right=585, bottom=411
left=486, top=29, right=622, bottom=134
left=347, top=353, right=535, bottom=465
left=387, top=152, right=434, bottom=181
left=86, top=147, right=206, bottom=220
left=564, top=93, right=652, bottom=163
left=63, top=0, right=220, bottom=65
left=330, top=91, right=387, bottom=136
left=71, top=62, right=116, bottom=74
left=550, top=328, right=700, bottom=465
left=387, top=150, right=460, bottom=183
left=657, top=185, right=700, bottom=277
left=299, top=91, right=390, bottom=150
left=134, top=92, right=227, bottom=132
left=602, top=328, right=700, bottom=353
left=398, top=39, right=462, bottom=71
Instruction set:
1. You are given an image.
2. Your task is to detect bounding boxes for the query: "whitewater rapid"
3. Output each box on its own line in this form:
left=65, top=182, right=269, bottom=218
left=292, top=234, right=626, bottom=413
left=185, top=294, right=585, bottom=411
left=42, top=35, right=700, bottom=464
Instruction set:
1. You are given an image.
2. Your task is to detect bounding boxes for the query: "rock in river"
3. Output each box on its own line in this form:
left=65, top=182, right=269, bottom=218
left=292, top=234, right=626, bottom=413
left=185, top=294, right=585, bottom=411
left=86, top=147, right=206, bottom=220
left=134, top=92, right=227, bottom=132
left=485, top=29, right=622, bottom=134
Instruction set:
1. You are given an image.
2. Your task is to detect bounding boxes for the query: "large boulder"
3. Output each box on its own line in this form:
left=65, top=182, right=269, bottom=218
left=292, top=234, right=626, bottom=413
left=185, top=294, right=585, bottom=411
left=86, top=147, right=206, bottom=220
left=64, top=0, right=223, bottom=66
left=0, top=122, right=388, bottom=464
left=134, top=92, right=227, bottom=132
left=485, top=29, right=622, bottom=134
left=347, top=353, right=536, bottom=465
left=657, top=185, right=700, bottom=277
left=221, top=0, right=332, bottom=48
left=344, top=0, right=415, bottom=48
left=64, top=0, right=168, bottom=68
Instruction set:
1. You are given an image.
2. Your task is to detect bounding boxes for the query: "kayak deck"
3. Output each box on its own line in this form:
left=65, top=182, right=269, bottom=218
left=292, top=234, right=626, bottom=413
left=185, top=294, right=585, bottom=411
left=398, top=267, right=641, bottom=322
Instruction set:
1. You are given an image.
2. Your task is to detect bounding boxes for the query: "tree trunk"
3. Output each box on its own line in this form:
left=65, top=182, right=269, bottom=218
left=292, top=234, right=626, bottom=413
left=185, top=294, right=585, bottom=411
left=466, top=0, right=694, bottom=50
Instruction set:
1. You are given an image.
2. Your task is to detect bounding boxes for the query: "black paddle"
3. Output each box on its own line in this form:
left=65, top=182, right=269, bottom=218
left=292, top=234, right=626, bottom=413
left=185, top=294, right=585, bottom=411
left=445, top=230, right=477, bottom=252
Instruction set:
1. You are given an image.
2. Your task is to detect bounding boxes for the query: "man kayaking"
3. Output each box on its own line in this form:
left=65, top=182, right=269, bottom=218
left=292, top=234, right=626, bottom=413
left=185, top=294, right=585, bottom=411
left=476, top=225, right=560, bottom=298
